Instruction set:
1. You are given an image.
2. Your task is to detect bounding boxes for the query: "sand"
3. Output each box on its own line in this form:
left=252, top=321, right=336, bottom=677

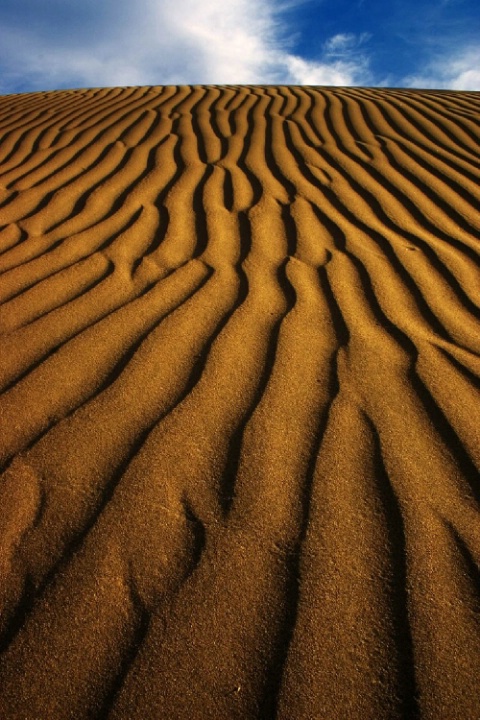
left=0, top=84, right=479, bottom=719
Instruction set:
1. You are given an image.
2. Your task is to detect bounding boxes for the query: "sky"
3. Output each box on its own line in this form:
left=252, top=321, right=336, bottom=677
left=0, top=0, right=479, bottom=95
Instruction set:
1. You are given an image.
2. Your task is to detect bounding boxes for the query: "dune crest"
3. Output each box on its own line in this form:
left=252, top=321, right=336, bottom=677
left=0, top=85, right=479, bottom=719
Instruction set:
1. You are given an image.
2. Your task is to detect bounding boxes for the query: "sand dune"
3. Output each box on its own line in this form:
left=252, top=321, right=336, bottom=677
left=0, top=84, right=479, bottom=719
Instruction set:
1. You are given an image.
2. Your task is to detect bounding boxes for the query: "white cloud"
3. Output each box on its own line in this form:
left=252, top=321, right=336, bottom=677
left=146, top=0, right=280, bottom=83
left=0, top=0, right=372, bottom=93
left=1, top=0, right=478, bottom=94
left=403, top=47, right=480, bottom=90
left=323, top=32, right=371, bottom=57
left=283, top=54, right=371, bottom=86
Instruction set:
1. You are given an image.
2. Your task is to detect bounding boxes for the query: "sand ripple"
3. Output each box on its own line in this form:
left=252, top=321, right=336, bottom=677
left=0, top=85, right=479, bottom=719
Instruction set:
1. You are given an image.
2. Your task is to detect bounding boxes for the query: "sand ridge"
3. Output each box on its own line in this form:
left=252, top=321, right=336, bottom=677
left=0, top=85, right=479, bottom=719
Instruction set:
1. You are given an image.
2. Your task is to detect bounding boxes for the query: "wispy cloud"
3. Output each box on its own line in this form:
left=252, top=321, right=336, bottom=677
left=403, top=46, right=480, bottom=90
left=283, top=54, right=371, bottom=86
left=323, top=32, right=372, bottom=57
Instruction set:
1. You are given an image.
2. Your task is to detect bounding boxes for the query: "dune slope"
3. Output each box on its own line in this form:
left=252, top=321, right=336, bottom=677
left=0, top=85, right=479, bottom=719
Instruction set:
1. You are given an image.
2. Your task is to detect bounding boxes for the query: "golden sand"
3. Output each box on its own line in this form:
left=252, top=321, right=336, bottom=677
left=0, top=85, right=479, bottom=718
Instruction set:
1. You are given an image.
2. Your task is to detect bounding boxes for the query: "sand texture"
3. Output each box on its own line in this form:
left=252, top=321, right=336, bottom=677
left=0, top=84, right=479, bottom=719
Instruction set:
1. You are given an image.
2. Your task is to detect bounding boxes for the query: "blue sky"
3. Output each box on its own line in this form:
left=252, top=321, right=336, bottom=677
left=0, top=0, right=479, bottom=94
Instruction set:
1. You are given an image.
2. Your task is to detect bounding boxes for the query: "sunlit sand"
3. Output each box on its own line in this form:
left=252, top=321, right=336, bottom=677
left=0, top=85, right=479, bottom=719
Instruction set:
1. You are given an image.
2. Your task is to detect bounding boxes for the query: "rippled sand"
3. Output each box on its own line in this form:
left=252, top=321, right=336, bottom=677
left=0, top=85, right=479, bottom=719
